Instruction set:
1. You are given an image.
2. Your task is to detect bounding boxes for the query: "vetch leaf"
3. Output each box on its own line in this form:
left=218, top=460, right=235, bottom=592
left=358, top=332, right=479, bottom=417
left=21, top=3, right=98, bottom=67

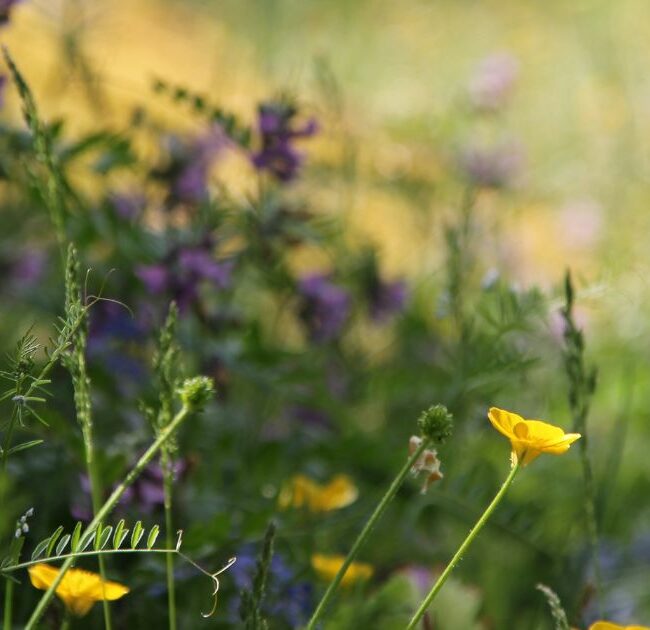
left=131, top=521, right=144, bottom=548
left=113, top=519, right=129, bottom=550
left=97, top=526, right=113, bottom=550
left=45, top=526, right=64, bottom=558
left=55, top=534, right=71, bottom=556
left=79, top=531, right=95, bottom=553
left=70, top=522, right=83, bottom=552
left=31, top=538, right=50, bottom=561
left=146, top=525, right=160, bottom=549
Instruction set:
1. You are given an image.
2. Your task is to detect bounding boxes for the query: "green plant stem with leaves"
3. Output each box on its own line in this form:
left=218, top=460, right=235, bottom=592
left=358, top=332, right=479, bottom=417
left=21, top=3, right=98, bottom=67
left=306, top=437, right=431, bottom=630
left=25, top=377, right=212, bottom=630
left=406, top=461, right=520, bottom=630
left=561, top=271, right=601, bottom=612
left=151, top=303, right=181, bottom=630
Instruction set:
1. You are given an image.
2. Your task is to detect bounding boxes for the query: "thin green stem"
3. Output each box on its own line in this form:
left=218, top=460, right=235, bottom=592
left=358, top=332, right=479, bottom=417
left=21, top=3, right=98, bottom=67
left=25, top=403, right=193, bottom=630
left=4, top=577, right=14, bottom=630
left=163, top=453, right=177, bottom=630
left=60, top=609, right=72, bottom=630
left=306, top=438, right=431, bottom=630
left=87, top=447, right=112, bottom=630
left=406, top=461, right=520, bottom=630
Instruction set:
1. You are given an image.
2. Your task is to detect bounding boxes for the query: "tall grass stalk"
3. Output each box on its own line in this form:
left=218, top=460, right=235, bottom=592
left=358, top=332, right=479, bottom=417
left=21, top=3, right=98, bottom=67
left=60, top=245, right=113, bottom=629
left=561, top=271, right=601, bottom=611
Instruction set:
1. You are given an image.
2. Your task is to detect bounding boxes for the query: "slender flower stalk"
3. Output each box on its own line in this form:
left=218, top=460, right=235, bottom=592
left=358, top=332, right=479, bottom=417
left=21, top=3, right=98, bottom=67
left=305, top=437, right=431, bottom=629
left=25, top=377, right=212, bottom=630
left=163, top=453, right=177, bottom=630
left=3, top=579, right=14, bottom=630
left=406, top=461, right=520, bottom=629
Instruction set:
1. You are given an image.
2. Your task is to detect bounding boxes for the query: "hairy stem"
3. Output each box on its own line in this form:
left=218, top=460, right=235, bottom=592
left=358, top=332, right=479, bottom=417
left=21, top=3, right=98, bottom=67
left=406, top=461, right=520, bottom=629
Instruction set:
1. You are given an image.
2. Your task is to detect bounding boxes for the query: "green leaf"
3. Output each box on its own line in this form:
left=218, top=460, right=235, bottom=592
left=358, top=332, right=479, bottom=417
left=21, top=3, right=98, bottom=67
left=31, top=538, right=50, bottom=561
left=45, top=526, right=64, bottom=558
left=97, top=526, right=113, bottom=550
left=70, top=522, right=83, bottom=552
left=146, top=525, right=160, bottom=550
left=7, top=439, right=44, bottom=455
left=55, top=534, right=71, bottom=556
left=113, top=519, right=129, bottom=550
left=131, top=521, right=144, bottom=548
left=79, top=531, right=95, bottom=553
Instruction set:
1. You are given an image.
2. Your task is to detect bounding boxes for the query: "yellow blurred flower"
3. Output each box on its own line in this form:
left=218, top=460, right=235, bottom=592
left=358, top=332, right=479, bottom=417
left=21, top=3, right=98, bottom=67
left=28, top=563, right=129, bottom=617
left=488, top=407, right=581, bottom=466
left=589, top=623, right=650, bottom=630
left=311, top=554, right=373, bottom=586
left=278, top=474, right=358, bottom=512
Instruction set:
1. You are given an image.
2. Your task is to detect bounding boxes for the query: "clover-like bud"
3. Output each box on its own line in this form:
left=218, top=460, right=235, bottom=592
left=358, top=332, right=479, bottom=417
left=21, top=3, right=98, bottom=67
left=418, top=404, right=453, bottom=444
left=179, top=376, right=215, bottom=410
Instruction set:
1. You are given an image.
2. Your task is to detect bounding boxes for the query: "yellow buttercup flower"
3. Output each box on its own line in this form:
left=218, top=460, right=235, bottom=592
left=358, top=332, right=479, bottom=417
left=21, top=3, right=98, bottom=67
left=488, top=407, right=581, bottom=466
left=278, top=474, right=358, bottom=512
left=589, top=623, right=650, bottom=630
left=28, top=563, right=129, bottom=617
left=311, top=554, right=373, bottom=586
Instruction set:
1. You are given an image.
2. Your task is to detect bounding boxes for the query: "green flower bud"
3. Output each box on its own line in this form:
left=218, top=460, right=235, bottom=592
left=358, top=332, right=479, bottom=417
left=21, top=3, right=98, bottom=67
left=179, top=376, right=214, bottom=410
left=418, top=404, right=453, bottom=444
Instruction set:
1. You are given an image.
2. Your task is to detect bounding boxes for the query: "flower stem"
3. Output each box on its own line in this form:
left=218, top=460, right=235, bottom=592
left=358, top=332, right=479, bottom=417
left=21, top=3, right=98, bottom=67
left=3, top=578, right=14, bottom=630
left=306, top=438, right=431, bottom=629
left=88, top=449, right=112, bottom=630
left=24, top=402, right=193, bottom=630
left=162, top=452, right=177, bottom=630
left=406, top=460, right=520, bottom=630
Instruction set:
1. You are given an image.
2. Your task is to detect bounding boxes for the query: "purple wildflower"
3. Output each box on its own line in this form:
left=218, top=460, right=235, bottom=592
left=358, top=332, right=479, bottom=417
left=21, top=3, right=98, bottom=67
left=0, top=0, right=21, bottom=26
left=252, top=101, right=318, bottom=182
left=457, top=140, right=524, bottom=189
left=156, top=125, right=229, bottom=205
left=137, top=241, right=233, bottom=313
left=298, top=273, right=350, bottom=343
left=369, top=279, right=407, bottom=322
left=108, top=191, right=146, bottom=220
left=467, top=52, right=519, bottom=112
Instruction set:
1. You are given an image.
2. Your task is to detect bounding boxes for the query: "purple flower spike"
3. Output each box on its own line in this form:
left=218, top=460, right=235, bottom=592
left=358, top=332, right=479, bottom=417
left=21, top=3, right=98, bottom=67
left=252, top=101, right=318, bottom=183
left=158, top=124, right=230, bottom=205
left=298, top=273, right=350, bottom=343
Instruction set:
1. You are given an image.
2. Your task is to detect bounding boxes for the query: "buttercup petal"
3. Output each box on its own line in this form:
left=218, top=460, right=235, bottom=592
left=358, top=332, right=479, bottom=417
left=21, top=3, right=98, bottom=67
left=488, top=407, right=523, bottom=437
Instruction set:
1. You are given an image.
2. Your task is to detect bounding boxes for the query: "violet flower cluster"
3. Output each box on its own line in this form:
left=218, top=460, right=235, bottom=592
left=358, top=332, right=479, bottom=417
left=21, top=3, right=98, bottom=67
left=297, top=273, right=350, bottom=343
left=252, top=101, right=318, bottom=182
left=137, top=239, right=233, bottom=313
